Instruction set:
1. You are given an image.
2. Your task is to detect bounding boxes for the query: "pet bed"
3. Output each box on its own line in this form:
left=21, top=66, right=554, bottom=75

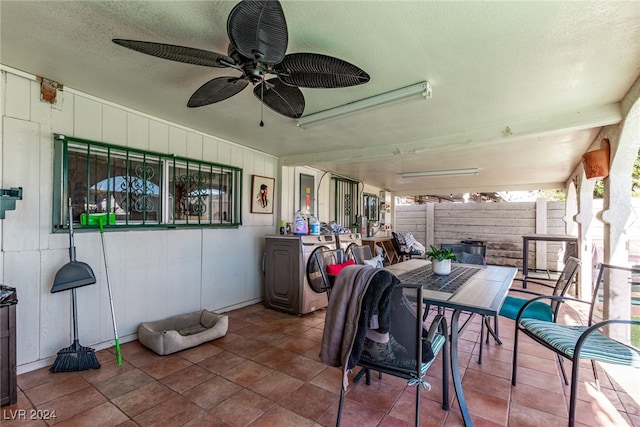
left=138, top=309, right=228, bottom=355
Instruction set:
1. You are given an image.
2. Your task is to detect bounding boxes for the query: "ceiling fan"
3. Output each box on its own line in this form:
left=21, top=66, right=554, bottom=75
left=113, top=0, right=370, bottom=122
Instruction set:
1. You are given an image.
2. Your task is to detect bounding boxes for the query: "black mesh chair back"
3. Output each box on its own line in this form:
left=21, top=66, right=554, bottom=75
left=312, top=248, right=348, bottom=295
left=321, top=266, right=450, bottom=426
left=441, top=243, right=487, bottom=265
left=351, top=245, right=373, bottom=265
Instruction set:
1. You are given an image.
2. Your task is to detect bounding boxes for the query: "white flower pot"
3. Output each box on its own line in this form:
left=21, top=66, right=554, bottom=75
left=432, top=259, right=452, bottom=275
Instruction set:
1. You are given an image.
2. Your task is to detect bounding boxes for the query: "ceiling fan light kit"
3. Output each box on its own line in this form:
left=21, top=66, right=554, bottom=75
left=112, top=0, right=369, bottom=120
left=400, top=168, right=479, bottom=178
left=296, top=81, right=432, bottom=128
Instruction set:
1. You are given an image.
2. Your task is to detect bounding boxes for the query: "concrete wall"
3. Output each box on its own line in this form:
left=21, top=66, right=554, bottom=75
left=396, top=201, right=570, bottom=269
left=396, top=199, right=640, bottom=269
left=1, top=69, right=278, bottom=373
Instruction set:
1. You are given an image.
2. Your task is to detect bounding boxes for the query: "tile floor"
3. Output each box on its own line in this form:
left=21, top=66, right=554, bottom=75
left=3, top=302, right=639, bottom=427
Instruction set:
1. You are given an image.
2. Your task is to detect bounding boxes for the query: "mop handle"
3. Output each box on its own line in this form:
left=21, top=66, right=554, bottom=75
left=100, top=221, right=122, bottom=367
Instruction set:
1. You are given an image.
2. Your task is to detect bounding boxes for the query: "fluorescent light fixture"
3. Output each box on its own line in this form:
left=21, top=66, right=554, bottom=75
left=297, top=81, right=432, bottom=128
left=400, top=168, right=479, bottom=178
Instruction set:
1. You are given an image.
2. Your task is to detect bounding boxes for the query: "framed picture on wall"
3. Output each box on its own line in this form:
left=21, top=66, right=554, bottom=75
left=251, top=175, right=274, bottom=214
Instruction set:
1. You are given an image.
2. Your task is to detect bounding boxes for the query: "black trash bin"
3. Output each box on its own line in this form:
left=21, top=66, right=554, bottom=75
left=1, top=285, right=17, bottom=406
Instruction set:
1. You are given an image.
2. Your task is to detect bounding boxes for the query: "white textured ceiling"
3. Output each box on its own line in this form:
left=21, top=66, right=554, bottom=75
left=2, top=1, right=639, bottom=195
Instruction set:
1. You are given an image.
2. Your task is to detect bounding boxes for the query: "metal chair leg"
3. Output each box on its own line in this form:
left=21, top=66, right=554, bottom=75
left=337, top=386, right=345, bottom=426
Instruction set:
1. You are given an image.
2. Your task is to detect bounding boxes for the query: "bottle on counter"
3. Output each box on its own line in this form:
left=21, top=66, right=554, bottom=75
left=279, top=219, right=286, bottom=235
left=294, top=210, right=308, bottom=235
left=309, top=214, right=320, bottom=235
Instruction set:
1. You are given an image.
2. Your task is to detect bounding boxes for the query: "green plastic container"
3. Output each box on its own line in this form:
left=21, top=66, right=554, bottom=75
left=80, top=212, right=116, bottom=226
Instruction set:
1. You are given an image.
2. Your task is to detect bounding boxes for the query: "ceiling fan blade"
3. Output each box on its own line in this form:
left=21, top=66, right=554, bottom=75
left=187, top=77, right=249, bottom=108
left=254, top=78, right=304, bottom=118
left=227, top=0, right=288, bottom=64
left=275, top=53, right=370, bottom=88
left=113, top=39, right=234, bottom=68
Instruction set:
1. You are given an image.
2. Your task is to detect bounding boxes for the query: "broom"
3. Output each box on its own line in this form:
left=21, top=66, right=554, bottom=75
left=50, top=201, right=101, bottom=372
left=98, top=217, right=123, bottom=367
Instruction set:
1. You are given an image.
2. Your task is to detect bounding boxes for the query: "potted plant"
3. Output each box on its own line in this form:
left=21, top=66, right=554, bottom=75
left=425, top=245, right=456, bottom=275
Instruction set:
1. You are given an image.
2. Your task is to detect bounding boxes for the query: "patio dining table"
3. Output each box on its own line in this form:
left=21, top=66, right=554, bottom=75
left=386, top=259, right=517, bottom=427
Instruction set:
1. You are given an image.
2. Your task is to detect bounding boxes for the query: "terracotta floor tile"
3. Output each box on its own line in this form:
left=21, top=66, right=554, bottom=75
left=462, top=388, right=509, bottom=425
left=181, top=411, right=231, bottom=427
left=183, top=376, right=243, bottom=410
left=297, top=327, right=324, bottom=343
left=277, top=355, right=327, bottom=382
left=279, top=383, right=336, bottom=421
left=276, top=336, right=318, bottom=355
left=38, top=385, right=106, bottom=424
left=318, top=398, right=386, bottom=427
left=309, top=366, right=343, bottom=394
left=138, top=354, right=193, bottom=379
left=509, top=381, right=567, bottom=417
left=389, top=389, right=449, bottom=426
left=461, top=370, right=511, bottom=401
left=209, top=388, right=274, bottom=427
left=159, top=364, right=214, bottom=393
left=511, top=365, right=565, bottom=394
left=12, top=302, right=637, bottom=427
left=508, top=401, right=568, bottom=427
left=178, top=343, right=224, bottom=363
left=54, top=402, right=128, bottom=427
left=23, top=374, right=91, bottom=406
left=93, top=368, right=155, bottom=400
left=133, top=394, right=204, bottom=427
left=111, top=381, right=176, bottom=417
left=198, top=350, right=247, bottom=374
left=345, top=378, right=403, bottom=413
left=249, top=346, right=299, bottom=369
left=221, top=360, right=273, bottom=387
left=17, top=366, right=61, bottom=390
left=78, top=358, right=135, bottom=384
left=279, top=323, right=312, bottom=336
left=249, top=405, right=315, bottom=427
left=248, top=371, right=304, bottom=402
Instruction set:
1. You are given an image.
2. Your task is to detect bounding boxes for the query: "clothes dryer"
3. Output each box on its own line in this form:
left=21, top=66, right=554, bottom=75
left=264, top=234, right=336, bottom=315
left=335, top=233, right=362, bottom=260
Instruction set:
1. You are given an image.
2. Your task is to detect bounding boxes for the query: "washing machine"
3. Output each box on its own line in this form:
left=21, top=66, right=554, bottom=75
left=335, top=233, right=363, bottom=259
left=264, top=234, right=336, bottom=315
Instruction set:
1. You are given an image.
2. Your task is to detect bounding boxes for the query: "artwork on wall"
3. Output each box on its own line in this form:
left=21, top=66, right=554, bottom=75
left=251, top=175, right=274, bottom=214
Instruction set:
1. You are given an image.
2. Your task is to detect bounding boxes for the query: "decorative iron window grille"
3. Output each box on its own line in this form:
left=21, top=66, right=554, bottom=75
left=333, top=177, right=359, bottom=231
left=53, top=135, right=242, bottom=229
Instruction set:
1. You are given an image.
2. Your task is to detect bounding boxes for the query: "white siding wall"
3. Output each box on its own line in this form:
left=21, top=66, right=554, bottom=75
left=1, top=70, right=278, bottom=373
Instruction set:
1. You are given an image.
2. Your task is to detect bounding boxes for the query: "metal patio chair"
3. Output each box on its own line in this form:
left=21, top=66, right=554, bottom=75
left=511, top=262, right=640, bottom=427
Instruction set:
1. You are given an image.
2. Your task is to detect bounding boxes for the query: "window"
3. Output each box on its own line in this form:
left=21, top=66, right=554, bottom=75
left=53, top=135, right=242, bottom=229
left=363, top=193, right=379, bottom=223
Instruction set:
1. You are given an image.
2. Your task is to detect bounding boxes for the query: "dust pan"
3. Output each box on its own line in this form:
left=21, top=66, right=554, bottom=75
left=50, top=200, right=100, bottom=372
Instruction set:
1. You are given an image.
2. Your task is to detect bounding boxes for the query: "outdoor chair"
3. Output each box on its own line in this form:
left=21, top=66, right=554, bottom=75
left=320, top=265, right=449, bottom=426
left=312, top=248, right=352, bottom=296
left=392, top=231, right=423, bottom=261
left=494, top=256, right=581, bottom=365
left=351, top=244, right=373, bottom=265
left=511, top=262, right=640, bottom=427
left=441, top=242, right=487, bottom=266
left=441, top=243, right=495, bottom=363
